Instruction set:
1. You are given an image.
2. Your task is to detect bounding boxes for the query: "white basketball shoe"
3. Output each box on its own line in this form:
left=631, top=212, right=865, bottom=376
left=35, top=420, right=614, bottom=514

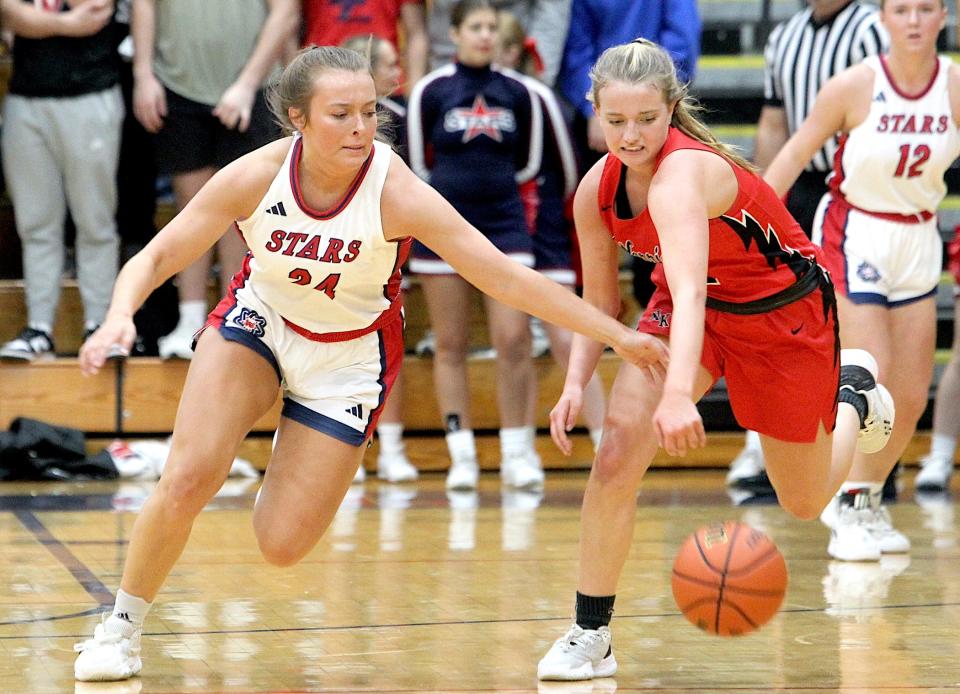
left=538, top=624, right=617, bottom=681
left=74, top=616, right=142, bottom=682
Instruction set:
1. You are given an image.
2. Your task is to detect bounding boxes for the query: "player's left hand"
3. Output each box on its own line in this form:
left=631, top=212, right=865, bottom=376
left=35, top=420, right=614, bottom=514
left=549, top=386, right=584, bottom=456
left=213, top=82, right=256, bottom=132
left=653, top=391, right=706, bottom=457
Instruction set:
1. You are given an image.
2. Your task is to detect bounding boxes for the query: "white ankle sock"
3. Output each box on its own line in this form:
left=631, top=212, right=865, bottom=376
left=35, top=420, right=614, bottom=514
left=744, top=430, right=762, bottom=452
left=107, top=589, right=151, bottom=637
left=177, top=300, right=208, bottom=331
left=500, top=426, right=529, bottom=459
left=524, top=425, right=537, bottom=448
left=929, top=434, right=957, bottom=462
left=377, top=423, right=405, bottom=459
left=446, top=429, right=476, bottom=465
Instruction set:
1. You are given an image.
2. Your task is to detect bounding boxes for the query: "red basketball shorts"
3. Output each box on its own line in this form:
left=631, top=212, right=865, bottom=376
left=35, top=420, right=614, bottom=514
left=638, top=286, right=840, bottom=443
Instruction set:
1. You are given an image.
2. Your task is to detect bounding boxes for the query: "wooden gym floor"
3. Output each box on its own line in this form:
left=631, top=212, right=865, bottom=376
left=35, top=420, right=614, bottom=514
left=2, top=443, right=960, bottom=694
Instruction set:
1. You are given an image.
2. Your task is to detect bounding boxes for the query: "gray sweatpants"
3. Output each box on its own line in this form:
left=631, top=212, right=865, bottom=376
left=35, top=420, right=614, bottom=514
left=2, top=85, right=124, bottom=328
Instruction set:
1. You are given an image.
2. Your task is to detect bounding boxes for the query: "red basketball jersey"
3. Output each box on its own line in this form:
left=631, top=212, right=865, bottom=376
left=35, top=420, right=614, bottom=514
left=598, top=127, right=822, bottom=304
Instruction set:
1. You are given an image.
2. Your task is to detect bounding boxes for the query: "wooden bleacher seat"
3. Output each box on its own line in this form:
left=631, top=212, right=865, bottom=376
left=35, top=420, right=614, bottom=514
left=0, top=352, right=622, bottom=434
left=0, top=267, right=596, bottom=355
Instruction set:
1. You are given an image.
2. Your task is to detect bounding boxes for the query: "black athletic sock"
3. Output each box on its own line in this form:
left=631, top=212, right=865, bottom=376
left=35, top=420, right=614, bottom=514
left=838, top=364, right=873, bottom=427
left=575, top=591, right=615, bottom=631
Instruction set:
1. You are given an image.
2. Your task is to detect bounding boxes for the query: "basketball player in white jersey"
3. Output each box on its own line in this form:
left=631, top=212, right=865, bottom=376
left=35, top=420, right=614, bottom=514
left=72, top=46, right=668, bottom=682
left=765, top=0, right=960, bottom=562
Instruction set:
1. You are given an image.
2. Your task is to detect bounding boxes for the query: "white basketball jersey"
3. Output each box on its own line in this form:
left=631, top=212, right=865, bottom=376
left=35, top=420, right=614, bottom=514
left=236, top=136, right=408, bottom=339
left=833, top=55, right=960, bottom=215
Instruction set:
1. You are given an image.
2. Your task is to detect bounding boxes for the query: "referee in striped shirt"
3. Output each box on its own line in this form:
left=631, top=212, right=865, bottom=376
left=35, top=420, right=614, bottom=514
left=728, top=0, right=888, bottom=490
left=755, top=0, right=888, bottom=235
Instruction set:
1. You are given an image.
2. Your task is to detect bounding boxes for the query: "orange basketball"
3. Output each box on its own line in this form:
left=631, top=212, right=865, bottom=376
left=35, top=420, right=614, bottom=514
left=671, top=520, right=788, bottom=636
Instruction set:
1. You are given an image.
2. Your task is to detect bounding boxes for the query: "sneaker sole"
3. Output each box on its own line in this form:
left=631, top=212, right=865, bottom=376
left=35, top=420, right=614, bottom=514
left=537, top=654, right=617, bottom=681
left=857, top=383, right=894, bottom=455
left=378, top=472, right=419, bottom=483
left=446, top=475, right=478, bottom=491
left=915, top=481, right=949, bottom=492
left=505, top=478, right=544, bottom=491
left=725, top=472, right=764, bottom=486
left=75, top=658, right=142, bottom=682
left=0, top=351, right=38, bottom=361
left=537, top=664, right=596, bottom=681
left=876, top=537, right=911, bottom=553
left=827, top=540, right=881, bottom=562
left=595, top=654, right=618, bottom=678
left=158, top=351, right=193, bottom=360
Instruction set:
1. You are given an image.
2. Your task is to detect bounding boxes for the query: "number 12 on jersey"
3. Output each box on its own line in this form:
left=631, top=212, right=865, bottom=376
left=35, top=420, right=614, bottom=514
left=894, top=143, right=930, bottom=178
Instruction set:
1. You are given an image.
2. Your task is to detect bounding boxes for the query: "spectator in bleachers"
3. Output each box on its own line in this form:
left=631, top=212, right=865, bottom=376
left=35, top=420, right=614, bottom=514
left=303, top=0, right=428, bottom=92
left=497, top=11, right=607, bottom=454
left=407, top=0, right=545, bottom=491
left=0, top=0, right=123, bottom=361
left=727, top=0, right=889, bottom=490
left=340, top=34, right=419, bottom=484
left=131, top=0, right=299, bottom=360
left=428, top=0, right=571, bottom=87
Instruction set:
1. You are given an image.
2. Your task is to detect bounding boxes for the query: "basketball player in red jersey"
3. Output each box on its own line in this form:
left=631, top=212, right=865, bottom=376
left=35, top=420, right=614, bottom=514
left=71, top=46, right=667, bottom=683
left=537, top=39, right=896, bottom=681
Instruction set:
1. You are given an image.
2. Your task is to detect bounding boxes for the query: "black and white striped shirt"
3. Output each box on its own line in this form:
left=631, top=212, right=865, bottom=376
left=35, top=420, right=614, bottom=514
left=764, top=1, right=888, bottom=172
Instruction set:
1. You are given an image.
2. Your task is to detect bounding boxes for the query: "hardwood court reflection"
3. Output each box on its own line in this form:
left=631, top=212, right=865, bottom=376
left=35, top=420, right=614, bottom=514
left=0, top=466, right=958, bottom=693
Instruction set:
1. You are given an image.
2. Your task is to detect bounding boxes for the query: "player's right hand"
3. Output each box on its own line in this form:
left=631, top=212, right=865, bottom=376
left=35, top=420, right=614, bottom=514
left=549, top=386, right=584, bottom=456
left=133, top=73, right=167, bottom=134
left=79, top=316, right=137, bottom=376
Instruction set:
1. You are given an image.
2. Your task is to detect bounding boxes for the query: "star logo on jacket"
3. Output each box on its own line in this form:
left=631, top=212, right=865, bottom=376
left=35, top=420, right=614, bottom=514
left=234, top=308, right=267, bottom=337
left=445, top=95, right=516, bottom=143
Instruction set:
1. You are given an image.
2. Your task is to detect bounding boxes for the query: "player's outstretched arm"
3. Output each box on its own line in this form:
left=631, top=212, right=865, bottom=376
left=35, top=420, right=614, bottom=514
left=79, top=140, right=289, bottom=375
left=763, top=66, right=869, bottom=196
left=381, top=154, right=669, bottom=371
left=549, top=160, right=624, bottom=455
